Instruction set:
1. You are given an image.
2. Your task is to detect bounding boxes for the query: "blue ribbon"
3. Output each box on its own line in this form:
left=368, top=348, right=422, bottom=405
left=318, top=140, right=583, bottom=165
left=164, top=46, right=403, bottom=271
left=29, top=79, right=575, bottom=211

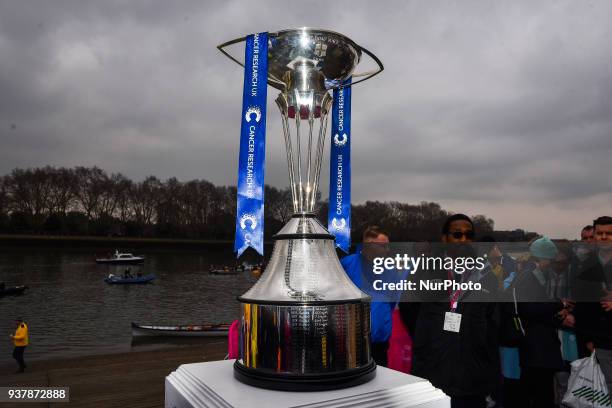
left=235, top=33, right=268, bottom=257
left=328, top=79, right=351, bottom=252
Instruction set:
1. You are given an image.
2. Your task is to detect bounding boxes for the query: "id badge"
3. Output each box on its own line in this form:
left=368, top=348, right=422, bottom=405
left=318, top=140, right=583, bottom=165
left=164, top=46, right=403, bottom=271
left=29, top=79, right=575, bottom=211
left=443, top=312, right=462, bottom=333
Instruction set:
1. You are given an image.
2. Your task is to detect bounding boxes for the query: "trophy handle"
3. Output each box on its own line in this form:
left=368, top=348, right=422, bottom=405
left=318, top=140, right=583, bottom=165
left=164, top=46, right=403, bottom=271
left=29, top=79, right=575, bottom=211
left=217, top=36, right=287, bottom=91
left=345, top=45, right=384, bottom=88
left=217, top=37, right=245, bottom=67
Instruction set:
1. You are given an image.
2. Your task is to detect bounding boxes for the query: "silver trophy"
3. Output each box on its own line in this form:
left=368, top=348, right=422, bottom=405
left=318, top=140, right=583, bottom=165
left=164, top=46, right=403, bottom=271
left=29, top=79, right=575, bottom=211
left=219, top=28, right=383, bottom=391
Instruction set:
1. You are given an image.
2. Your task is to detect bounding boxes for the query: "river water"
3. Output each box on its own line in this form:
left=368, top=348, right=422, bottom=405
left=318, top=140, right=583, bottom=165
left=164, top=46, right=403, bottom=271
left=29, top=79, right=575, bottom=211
left=0, top=245, right=257, bottom=363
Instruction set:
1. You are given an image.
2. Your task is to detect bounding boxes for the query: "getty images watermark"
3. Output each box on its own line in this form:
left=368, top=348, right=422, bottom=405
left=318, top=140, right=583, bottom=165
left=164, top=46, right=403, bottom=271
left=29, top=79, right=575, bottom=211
left=354, top=242, right=610, bottom=302
left=371, top=252, right=488, bottom=292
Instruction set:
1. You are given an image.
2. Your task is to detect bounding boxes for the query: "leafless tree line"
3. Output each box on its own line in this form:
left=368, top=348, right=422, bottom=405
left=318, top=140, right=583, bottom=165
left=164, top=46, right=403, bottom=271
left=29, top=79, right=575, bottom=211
left=0, top=166, right=301, bottom=238
left=0, top=166, right=501, bottom=241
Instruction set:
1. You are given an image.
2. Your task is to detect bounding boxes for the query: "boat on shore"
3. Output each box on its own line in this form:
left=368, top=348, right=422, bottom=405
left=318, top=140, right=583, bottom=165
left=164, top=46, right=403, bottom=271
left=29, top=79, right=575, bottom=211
left=131, top=322, right=230, bottom=337
left=104, top=274, right=155, bottom=284
left=0, top=285, right=28, bottom=297
left=96, top=250, right=145, bottom=265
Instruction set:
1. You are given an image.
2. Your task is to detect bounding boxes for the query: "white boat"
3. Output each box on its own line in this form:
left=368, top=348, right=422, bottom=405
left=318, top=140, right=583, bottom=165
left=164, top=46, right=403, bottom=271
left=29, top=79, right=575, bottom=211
left=96, top=250, right=145, bottom=265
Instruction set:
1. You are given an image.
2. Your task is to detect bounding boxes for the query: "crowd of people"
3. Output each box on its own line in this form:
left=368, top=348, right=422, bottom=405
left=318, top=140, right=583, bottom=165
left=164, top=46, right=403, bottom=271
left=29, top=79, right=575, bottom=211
left=341, top=215, right=612, bottom=408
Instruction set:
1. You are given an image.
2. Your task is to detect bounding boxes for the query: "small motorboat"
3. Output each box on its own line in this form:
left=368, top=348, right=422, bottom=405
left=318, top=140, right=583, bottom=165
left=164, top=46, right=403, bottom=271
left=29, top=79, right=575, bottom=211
left=131, top=322, right=230, bottom=337
left=0, top=285, right=28, bottom=297
left=96, top=250, right=145, bottom=265
left=104, top=273, right=155, bottom=284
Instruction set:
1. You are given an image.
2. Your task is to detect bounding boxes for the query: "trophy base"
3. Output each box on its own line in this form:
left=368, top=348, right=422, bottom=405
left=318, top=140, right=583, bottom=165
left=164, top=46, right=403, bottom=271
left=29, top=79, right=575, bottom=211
left=233, top=360, right=377, bottom=391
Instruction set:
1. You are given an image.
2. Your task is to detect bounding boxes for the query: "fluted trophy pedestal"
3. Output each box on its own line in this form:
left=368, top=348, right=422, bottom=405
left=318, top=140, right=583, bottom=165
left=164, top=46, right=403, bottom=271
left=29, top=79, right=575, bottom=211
left=218, top=28, right=384, bottom=391
left=233, top=304, right=376, bottom=391
left=234, top=214, right=375, bottom=391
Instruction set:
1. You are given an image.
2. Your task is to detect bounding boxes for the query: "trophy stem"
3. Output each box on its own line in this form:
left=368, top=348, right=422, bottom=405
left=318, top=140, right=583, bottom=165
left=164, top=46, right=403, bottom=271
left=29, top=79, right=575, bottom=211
left=311, top=112, right=329, bottom=211
left=294, top=114, right=304, bottom=213
left=277, top=91, right=333, bottom=214
left=305, top=114, right=315, bottom=212
left=279, top=112, right=299, bottom=213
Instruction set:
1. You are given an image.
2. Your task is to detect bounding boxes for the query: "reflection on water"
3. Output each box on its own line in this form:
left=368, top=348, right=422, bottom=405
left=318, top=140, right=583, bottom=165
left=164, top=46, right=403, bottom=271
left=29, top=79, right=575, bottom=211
left=130, top=335, right=227, bottom=353
left=0, top=245, right=256, bottom=362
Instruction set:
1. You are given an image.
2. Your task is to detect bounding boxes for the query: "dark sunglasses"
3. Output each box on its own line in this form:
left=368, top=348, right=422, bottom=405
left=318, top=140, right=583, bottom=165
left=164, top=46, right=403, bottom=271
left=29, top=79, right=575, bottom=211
left=449, top=231, right=475, bottom=239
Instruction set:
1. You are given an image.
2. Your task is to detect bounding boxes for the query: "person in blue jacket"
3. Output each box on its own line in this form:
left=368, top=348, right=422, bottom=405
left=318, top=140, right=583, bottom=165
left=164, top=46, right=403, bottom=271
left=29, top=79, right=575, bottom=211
left=340, top=226, right=397, bottom=367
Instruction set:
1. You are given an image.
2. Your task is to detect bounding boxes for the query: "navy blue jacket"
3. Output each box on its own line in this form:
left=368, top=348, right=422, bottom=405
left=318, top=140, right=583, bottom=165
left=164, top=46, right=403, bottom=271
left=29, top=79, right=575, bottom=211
left=341, top=252, right=395, bottom=343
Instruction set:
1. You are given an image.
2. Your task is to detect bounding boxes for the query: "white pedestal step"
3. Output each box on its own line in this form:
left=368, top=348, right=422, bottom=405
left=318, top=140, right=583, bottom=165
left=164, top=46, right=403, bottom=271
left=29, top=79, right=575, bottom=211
left=165, top=360, right=450, bottom=408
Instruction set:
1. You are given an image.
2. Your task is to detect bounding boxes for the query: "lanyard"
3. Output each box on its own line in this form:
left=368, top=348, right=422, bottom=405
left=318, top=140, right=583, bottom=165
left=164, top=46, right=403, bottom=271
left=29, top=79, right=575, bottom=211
left=447, top=269, right=460, bottom=311
left=447, top=268, right=473, bottom=311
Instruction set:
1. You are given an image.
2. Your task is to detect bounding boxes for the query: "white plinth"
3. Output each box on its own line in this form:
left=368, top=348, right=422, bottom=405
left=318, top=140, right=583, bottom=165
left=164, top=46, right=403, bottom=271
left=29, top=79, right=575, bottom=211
left=165, top=360, right=449, bottom=408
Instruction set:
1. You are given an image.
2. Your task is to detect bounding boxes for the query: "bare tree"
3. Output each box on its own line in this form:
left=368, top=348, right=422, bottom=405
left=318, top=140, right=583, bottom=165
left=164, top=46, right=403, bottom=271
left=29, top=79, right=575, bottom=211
left=0, top=176, right=9, bottom=215
left=96, top=173, right=125, bottom=219
left=472, top=214, right=495, bottom=236
left=113, top=173, right=133, bottom=223
left=72, top=166, right=108, bottom=219
left=6, top=168, right=52, bottom=217
left=131, top=176, right=162, bottom=228
left=47, top=167, right=77, bottom=215
left=156, top=177, right=184, bottom=234
left=265, top=186, right=293, bottom=224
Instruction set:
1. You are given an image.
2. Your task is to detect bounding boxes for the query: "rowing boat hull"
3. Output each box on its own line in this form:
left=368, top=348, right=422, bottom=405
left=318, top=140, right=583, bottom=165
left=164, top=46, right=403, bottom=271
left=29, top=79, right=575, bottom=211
left=96, top=258, right=145, bottom=265
left=105, top=275, right=155, bottom=284
left=131, top=323, right=229, bottom=337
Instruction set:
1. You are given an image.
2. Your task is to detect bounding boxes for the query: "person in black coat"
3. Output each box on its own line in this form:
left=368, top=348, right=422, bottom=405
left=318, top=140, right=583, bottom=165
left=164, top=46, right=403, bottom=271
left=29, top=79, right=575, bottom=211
left=400, top=214, right=500, bottom=408
left=513, top=237, right=567, bottom=408
left=573, top=216, right=612, bottom=393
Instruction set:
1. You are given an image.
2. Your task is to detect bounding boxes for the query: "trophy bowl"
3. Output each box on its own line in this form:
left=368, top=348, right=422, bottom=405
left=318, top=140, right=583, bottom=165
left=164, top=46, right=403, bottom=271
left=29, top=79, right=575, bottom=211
left=267, top=29, right=361, bottom=90
left=219, top=28, right=383, bottom=391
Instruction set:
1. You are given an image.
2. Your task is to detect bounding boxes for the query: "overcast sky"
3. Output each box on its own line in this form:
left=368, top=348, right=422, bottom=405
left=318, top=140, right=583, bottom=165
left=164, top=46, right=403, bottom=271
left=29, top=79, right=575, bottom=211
left=1, top=0, right=610, bottom=239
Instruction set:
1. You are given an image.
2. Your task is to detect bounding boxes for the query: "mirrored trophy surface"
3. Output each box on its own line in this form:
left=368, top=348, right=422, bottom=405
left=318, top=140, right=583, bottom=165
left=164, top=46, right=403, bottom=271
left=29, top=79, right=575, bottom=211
left=219, top=28, right=383, bottom=391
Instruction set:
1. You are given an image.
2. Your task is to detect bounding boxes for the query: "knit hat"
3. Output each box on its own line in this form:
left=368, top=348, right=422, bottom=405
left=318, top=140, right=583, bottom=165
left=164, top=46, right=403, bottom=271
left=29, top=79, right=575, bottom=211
left=529, top=236, right=558, bottom=260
